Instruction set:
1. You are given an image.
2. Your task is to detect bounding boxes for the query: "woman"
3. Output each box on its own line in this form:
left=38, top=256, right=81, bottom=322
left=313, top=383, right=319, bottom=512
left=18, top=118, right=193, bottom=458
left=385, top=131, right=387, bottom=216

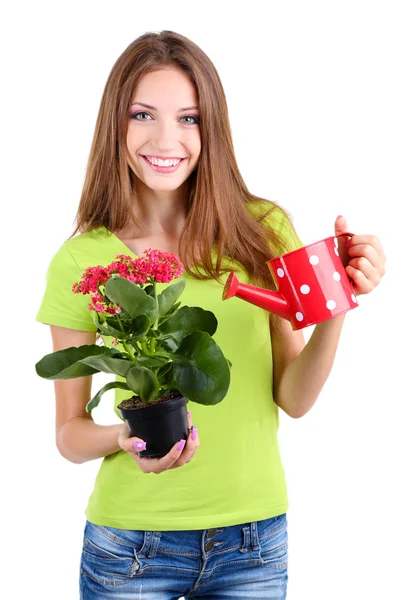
left=36, top=30, right=386, bottom=599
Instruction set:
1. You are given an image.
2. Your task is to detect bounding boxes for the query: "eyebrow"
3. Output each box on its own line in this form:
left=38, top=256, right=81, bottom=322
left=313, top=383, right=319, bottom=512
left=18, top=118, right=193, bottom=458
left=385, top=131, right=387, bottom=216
left=130, top=102, right=199, bottom=112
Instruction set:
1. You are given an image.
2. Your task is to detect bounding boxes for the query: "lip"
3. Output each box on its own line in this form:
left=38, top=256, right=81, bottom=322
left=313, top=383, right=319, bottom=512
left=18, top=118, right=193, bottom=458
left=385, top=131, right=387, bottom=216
left=141, top=155, right=186, bottom=174
left=143, top=154, right=187, bottom=160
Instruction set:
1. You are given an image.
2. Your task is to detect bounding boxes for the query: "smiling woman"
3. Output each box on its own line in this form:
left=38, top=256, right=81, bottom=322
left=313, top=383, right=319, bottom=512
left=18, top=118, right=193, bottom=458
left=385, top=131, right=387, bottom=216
left=35, top=29, right=386, bottom=600
left=126, top=68, right=202, bottom=184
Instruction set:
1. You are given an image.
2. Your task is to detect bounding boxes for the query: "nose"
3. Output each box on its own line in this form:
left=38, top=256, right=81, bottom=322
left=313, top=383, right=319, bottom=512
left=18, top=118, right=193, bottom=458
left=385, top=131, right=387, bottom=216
left=151, top=119, right=178, bottom=153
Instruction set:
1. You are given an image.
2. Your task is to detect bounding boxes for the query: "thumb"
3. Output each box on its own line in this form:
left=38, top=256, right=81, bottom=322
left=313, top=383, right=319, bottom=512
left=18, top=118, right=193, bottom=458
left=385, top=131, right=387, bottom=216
left=334, top=214, right=349, bottom=236
left=118, top=423, right=147, bottom=452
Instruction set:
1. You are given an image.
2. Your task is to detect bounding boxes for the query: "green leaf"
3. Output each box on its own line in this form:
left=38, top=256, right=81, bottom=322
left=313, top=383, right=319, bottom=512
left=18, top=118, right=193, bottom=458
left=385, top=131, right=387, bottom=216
left=104, top=277, right=157, bottom=320
left=79, top=356, right=134, bottom=377
left=156, top=363, right=174, bottom=388
left=159, top=306, right=217, bottom=339
left=156, top=362, right=172, bottom=379
left=172, top=331, right=230, bottom=405
left=157, top=280, right=186, bottom=317
left=166, top=301, right=181, bottom=315
left=129, top=314, right=151, bottom=341
left=105, top=316, right=125, bottom=331
left=126, top=367, right=160, bottom=402
left=135, top=356, right=167, bottom=368
left=93, top=316, right=128, bottom=339
left=86, top=381, right=130, bottom=412
left=157, top=302, right=182, bottom=327
left=35, top=345, right=114, bottom=380
left=160, top=339, right=178, bottom=352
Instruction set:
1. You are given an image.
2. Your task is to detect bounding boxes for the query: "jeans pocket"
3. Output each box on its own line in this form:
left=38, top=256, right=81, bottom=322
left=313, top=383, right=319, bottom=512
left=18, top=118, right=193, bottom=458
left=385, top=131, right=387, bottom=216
left=257, top=514, right=288, bottom=569
left=81, top=521, right=144, bottom=587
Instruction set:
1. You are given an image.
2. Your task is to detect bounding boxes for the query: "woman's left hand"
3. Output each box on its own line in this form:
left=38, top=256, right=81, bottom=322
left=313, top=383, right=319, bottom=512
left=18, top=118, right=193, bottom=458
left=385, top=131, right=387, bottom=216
left=335, top=215, right=386, bottom=296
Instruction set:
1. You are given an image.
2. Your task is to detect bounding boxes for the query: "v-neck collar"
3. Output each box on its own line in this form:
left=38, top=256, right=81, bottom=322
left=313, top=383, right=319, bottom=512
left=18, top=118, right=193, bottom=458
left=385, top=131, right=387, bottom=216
left=100, top=226, right=143, bottom=259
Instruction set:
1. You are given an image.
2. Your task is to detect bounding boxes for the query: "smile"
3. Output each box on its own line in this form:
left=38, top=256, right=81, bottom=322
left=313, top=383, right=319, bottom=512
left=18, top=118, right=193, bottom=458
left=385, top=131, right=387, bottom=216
left=143, top=155, right=186, bottom=166
left=141, top=155, right=186, bottom=174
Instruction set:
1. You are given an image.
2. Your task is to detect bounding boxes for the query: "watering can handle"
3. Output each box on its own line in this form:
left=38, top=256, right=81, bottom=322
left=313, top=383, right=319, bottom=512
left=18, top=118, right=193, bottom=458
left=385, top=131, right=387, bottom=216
left=336, top=231, right=355, bottom=239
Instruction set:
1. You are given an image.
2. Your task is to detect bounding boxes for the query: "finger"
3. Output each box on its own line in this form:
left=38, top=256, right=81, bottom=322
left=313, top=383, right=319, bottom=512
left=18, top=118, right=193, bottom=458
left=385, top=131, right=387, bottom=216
left=347, top=255, right=382, bottom=287
left=171, top=425, right=199, bottom=468
left=140, top=439, right=188, bottom=475
left=347, top=243, right=385, bottom=274
left=118, top=424, right=146, bottom=454
left=334, top=215, right=349, bottom=236
left=347, top=234, right=385, bottom=259
left=123, top=437, right=149, bottom=470
left=346, top=263, right=375, bottom=295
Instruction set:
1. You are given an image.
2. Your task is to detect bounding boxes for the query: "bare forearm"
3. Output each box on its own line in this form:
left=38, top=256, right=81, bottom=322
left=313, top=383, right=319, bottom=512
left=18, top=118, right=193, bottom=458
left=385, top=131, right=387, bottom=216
left=277, top=314, right=346, bottom=417
left=57, top=417, right=123, bottom=464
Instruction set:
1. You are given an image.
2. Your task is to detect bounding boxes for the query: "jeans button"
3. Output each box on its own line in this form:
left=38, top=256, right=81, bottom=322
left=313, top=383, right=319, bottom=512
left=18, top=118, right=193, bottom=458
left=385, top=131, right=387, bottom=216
left=207, top=529, right=217, bottom=538
left=205, top=540, right=215, bottom=551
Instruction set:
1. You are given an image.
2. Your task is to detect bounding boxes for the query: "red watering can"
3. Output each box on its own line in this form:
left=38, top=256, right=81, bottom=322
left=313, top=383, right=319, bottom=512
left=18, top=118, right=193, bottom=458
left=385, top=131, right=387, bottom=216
left=222, top=232, right=358, bottom=330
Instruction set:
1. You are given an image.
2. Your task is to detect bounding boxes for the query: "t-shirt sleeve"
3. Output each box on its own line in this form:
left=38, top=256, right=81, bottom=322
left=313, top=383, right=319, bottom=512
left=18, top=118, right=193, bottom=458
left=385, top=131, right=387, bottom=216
left=260, top=203, right=305, bottom=254
left=35, top=243, right=97, bottom=331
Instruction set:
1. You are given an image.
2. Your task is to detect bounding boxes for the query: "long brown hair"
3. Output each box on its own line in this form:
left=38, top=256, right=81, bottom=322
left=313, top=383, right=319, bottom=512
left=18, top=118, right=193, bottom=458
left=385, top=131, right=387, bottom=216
left=70, top=31, right=300, bottom=311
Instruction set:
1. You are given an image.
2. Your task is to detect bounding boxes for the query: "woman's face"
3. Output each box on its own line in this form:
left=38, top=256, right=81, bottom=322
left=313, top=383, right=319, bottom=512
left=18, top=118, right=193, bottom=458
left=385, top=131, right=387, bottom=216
left=126, top=67, right=201, bottom=193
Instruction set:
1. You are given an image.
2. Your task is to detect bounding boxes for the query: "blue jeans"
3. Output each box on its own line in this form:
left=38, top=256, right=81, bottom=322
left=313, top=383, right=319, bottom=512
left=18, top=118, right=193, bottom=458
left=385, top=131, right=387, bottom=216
left=79, top=513, right=288, bottom=599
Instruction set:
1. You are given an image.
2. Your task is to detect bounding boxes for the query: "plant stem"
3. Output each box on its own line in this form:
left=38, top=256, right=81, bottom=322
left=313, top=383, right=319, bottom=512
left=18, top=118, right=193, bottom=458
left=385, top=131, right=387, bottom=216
left=153, top=351, right=172, bottom=360
left=132, top=341, right=142, bottom=354
left=115, top=314, right=125, bottom=333
left=150, top=280, right=159, bottom=354
left=122, top=340, right=135, bottom=360
left=141, top=341, right=151, bottom=355
left=153, top=281, right=158, bottom=323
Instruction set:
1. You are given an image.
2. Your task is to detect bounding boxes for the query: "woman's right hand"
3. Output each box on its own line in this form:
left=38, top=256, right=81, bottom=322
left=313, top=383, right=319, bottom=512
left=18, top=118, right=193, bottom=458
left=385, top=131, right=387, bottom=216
left=117, top=410, right=199, bottom=474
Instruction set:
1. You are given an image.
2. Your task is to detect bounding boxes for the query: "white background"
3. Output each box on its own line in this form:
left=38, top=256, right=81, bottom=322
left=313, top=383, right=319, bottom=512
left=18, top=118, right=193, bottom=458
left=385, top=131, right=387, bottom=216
left=3, top=1, right=419, bottom=598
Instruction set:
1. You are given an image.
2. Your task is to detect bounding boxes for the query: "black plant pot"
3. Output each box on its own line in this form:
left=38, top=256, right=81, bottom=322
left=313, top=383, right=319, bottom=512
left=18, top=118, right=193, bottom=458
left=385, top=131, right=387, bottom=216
left=118, top=395, right=189, bottom=458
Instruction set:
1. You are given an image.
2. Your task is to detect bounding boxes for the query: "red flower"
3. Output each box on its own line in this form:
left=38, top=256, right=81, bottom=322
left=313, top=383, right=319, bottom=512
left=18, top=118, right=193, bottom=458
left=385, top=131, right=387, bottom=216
left=72, top=250, right=184, bottom=314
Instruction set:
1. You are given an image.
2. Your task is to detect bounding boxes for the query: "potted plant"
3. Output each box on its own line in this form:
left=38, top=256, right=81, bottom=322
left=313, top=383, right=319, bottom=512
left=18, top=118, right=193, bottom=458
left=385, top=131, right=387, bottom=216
left=35, top=250, right=231, bottom=458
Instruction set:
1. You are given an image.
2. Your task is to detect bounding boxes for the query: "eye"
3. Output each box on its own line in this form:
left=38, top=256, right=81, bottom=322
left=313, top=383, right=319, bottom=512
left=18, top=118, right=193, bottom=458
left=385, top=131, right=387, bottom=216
left=180, top=115, right=201, bottom=125
left=131, top=111, right=152, bottom=121
left=130, top=112, right=200, bottom=125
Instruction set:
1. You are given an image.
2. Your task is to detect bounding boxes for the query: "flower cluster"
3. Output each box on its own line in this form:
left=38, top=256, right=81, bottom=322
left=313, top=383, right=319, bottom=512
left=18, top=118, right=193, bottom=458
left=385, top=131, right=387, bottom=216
left=36, top=246, right=231, bottom=412
left=72, top=250, right=184, bottom=315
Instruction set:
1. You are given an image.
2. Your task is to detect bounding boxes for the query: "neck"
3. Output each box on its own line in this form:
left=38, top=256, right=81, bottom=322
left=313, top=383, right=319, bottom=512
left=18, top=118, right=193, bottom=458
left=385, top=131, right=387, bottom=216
left=117, top=178, right=190, bottom=239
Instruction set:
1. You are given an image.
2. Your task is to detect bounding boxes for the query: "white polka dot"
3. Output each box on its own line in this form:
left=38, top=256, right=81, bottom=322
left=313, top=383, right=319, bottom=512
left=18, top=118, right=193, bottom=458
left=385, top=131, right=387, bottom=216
left=300, top=284, right=310, bottom=295
left=334, top=248, right=339, bottom=256
left=277, top=267, right=285, bottom=278
left=296, top=312, right=304, bottom=322
left=351, top=294, right=357, bottom=303
left=326, top=300, right=336, bottom=310
left=333, top=272, right=341, bottom=281
left=309, top=255, right=319, bottom=265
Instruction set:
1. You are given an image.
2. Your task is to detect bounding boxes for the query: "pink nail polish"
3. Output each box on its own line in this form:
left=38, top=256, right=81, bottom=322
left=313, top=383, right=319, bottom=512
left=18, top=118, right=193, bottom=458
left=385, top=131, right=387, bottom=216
left=187, top=410, right=191, bottom=418
left=191, top=426, right=198, bottom=441
left=133, top=441, right=146, bottom=451
left=177, top=439, right=186, bottom=452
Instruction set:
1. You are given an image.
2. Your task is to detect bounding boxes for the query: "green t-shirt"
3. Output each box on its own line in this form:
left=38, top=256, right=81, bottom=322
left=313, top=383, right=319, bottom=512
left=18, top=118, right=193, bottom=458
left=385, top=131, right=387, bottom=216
left=35, top=201, right=304, bottom=530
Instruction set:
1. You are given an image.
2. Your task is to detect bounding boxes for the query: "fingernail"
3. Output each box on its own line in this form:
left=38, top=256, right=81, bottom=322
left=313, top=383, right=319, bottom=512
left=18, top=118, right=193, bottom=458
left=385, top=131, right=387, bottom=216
left=346, top=240, right=352, bottom=247
left=177, top=439, right=186, bottom=452
left=191, top=426, right=198, bottom=441
left=133, top=441, right=147, bottom=451
left=187, top=410, right=191, bottom=418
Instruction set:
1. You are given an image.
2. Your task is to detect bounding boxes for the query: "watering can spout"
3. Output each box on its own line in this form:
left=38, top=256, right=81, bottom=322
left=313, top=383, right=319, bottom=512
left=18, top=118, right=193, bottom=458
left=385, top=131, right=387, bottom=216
left=222, top=272, right=292, bottom=320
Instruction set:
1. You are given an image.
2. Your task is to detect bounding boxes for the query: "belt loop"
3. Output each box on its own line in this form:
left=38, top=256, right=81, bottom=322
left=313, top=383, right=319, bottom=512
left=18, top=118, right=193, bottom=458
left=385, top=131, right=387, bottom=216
left=240, top=527, right=251, bottom=553
left=250, top=521, right=259, bottom=551
left=147, top=531, right=161, bottom=557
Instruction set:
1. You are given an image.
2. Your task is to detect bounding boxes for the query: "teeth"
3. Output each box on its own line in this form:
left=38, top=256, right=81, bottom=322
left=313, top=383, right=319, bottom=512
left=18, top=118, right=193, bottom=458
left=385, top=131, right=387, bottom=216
left=147, top=156, right=181, bottom=167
